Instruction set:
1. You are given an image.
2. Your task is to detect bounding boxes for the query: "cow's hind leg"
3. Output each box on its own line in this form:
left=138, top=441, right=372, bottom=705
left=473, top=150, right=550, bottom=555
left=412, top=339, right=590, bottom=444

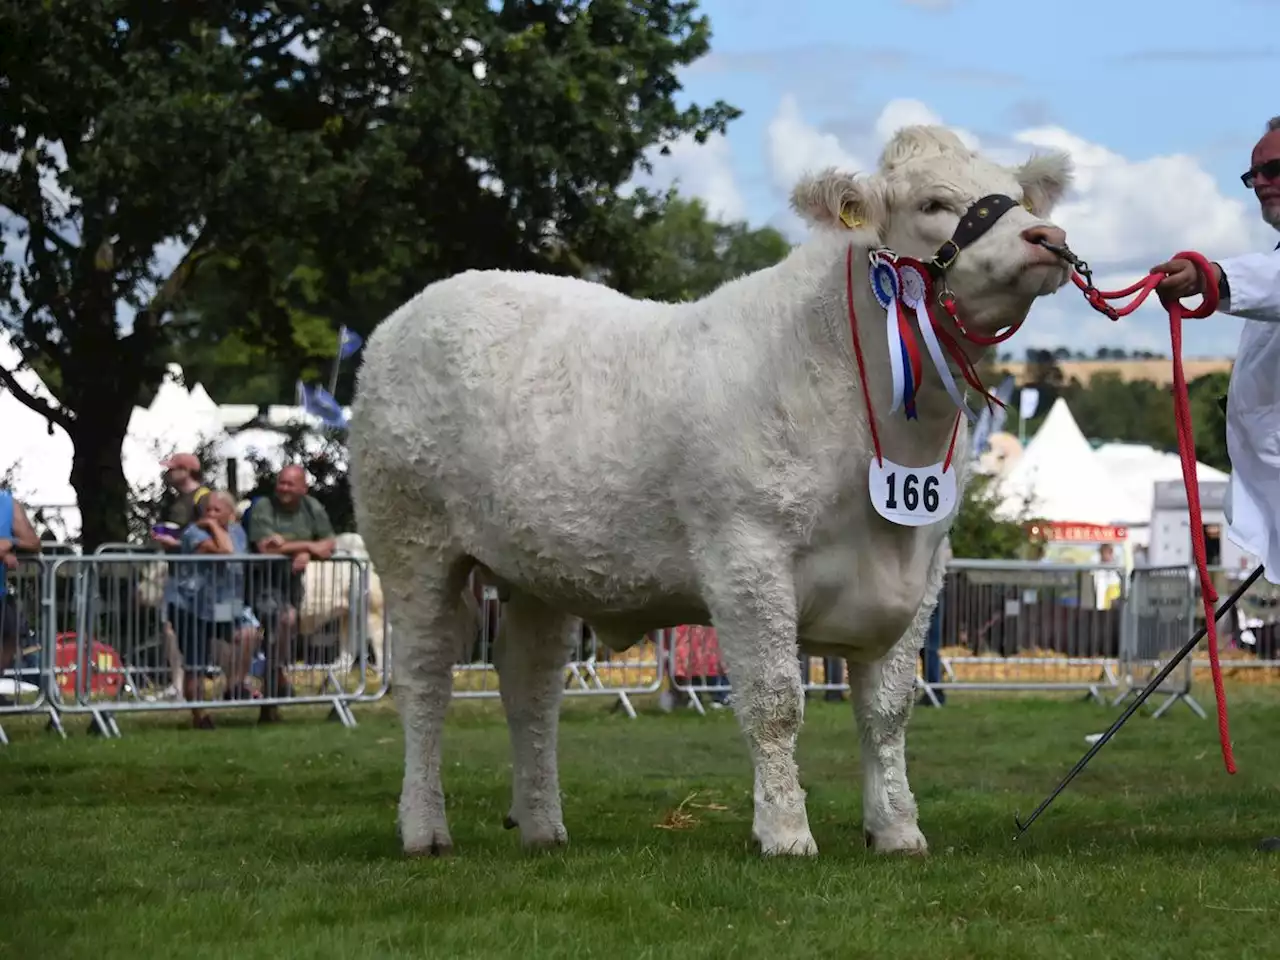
left=385, top=553, right=472, bottom=857
left=848, top=607, right=930, bottom=856
left=700, top=533, right=816, bottom=857
left=494, top=592, right=576, bottom=850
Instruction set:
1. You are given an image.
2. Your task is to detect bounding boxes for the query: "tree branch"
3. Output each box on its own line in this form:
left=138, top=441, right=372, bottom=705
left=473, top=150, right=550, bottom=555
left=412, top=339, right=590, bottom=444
left=0, top=357, right=73, bottom=431
left=133, top=228, right=216, bottom=340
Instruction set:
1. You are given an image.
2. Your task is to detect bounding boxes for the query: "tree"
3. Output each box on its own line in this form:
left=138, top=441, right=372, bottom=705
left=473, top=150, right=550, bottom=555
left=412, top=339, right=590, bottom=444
left=949, top=472, right=1037, bottom=560
left=177, top=193, right=793, bottom=403
left=0, top=0, right=737, bottom=547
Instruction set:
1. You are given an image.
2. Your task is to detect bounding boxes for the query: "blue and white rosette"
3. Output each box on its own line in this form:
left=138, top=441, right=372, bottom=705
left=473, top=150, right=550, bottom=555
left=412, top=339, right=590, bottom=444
left=869, top=254, right=906, bottom=415
left=898, top=260, right=978, bottom=423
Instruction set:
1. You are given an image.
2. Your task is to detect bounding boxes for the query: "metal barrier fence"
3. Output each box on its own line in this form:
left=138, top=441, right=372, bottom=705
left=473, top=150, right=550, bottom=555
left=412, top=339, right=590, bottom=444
left=1187, top=566, right=1280, bottom=681
left=1115, top=565, right=1198, bottom=717
left=449, top=580, right=666, bottom=718
left=0, top=549, right=391, bottom=742
left=10, top=551, right=1280, bottom=741
left=662, top=560, right=1130, bottom=710
left=921, top=560, right=1125, bottom=701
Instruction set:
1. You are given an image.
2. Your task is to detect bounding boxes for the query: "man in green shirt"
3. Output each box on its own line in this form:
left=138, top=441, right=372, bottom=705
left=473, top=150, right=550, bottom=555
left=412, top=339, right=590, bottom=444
left=246, top=465, right=337, bottom=722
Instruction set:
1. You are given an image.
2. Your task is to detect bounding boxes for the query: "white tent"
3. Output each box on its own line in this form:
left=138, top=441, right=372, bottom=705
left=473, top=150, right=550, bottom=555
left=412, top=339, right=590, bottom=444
left=0, top=333, right=77, bottom=513
left=1094, top=441, right=1230, bottom=526
left=994, top=397, right=1132, bottom=525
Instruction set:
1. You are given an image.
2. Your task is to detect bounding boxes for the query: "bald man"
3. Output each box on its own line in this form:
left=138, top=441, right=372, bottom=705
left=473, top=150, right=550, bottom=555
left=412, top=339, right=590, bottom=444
left=246, top=465, right=336, bottom=722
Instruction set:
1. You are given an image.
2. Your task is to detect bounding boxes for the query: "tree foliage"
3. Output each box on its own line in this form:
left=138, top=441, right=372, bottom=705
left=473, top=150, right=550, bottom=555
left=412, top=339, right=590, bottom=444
left=0, top=0, right=737, bottom=547
left=997, top=351, right=1231, bottom=472
left=949, top=472, right=1037, bottom=560
left=177, top=193, right=793, bottom=403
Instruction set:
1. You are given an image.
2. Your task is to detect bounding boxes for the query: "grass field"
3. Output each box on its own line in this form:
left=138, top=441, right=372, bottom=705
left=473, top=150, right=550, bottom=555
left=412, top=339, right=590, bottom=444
left=2, top=687, right=1280, bottom=960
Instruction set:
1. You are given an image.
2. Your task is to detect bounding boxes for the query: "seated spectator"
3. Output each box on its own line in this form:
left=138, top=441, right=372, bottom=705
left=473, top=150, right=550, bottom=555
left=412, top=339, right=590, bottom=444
left=246, top=465, right=336, bottom=723
left=171, top=491, right=259, bottom=729
left=151, top=453, right=211, bottom=700
left=0, top=489, right=40, bottom=705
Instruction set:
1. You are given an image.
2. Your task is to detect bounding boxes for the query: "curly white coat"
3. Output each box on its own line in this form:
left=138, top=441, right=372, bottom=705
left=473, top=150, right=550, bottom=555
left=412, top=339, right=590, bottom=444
left=349, top=125, right=1074, bottom=857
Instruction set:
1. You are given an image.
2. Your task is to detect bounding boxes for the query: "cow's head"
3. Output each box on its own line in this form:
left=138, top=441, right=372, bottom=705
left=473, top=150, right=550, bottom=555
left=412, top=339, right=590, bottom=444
left=791, top=125, right=1074, bottom=338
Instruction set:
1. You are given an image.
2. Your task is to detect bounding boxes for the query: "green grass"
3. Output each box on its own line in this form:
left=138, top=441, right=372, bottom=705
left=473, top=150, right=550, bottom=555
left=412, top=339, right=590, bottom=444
left=3, top=688, right=1280, bottom=960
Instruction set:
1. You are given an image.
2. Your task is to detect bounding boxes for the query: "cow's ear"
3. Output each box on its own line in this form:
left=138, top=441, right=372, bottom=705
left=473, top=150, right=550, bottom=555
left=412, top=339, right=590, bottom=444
left=790, top=168, right=885, bottom=236
left=1015, top=151, right=1073, bottom=217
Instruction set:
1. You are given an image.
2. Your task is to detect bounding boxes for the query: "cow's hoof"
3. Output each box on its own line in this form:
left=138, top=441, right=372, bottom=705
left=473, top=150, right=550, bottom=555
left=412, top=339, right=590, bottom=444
left=866, top=824, right=929, bottom=857
left=755, top=828, right=818, bottom=857
left=521, top=822, right=569, bottom=852
left=401, top=816, right=453, bottom=858
left=404, top=836, right=454, bottom=858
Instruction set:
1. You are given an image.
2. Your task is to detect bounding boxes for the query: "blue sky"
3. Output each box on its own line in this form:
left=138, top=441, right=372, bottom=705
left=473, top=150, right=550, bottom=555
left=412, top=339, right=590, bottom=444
left=636, top=0, right=1280, bottom=358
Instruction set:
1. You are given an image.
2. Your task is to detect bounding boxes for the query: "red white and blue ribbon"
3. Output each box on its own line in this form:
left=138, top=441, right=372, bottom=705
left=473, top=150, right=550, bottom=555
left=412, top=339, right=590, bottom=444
left=895, top=258, right=978, bottom=423
left=869, top=252, right=923, bottom=420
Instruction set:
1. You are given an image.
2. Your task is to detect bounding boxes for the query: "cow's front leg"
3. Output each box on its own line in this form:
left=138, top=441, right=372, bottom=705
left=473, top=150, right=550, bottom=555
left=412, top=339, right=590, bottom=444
left=701, top=538, right=815, bottom=857
left=848, top=610, right=929, bottom=856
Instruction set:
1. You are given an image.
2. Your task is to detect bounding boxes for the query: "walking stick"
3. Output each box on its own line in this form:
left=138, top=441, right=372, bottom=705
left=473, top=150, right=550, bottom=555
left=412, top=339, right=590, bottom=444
left=1013, top=563, right=1266, bottom=838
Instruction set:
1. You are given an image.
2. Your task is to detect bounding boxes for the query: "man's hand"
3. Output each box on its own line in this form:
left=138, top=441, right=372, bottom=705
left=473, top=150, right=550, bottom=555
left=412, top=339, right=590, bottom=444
left=2, top=553, right=18, bottom=571
left=291, top=552, right=310, bottom=574
left=1151, top=258, right=1222, bottom=301
left=0, top=538, right=11, bottom=555
left=262, top=533, right=286, bottom=551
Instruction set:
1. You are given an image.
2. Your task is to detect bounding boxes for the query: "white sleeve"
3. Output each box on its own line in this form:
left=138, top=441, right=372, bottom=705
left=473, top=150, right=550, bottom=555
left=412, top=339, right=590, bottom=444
left=1217, top=249, right=1280, bottom=322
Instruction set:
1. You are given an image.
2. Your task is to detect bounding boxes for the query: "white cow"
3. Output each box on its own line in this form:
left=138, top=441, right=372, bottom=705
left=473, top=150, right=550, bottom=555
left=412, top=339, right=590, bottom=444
left=349, top=125, right=1074, bottom=858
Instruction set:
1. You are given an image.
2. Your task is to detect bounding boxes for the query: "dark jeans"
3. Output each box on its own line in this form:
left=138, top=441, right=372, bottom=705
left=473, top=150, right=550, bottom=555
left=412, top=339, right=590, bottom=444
left=921, top=597, right=945, bottom=704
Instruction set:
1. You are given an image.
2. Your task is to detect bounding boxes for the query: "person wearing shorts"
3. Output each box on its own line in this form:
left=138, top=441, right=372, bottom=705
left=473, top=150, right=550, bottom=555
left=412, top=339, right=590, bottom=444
left=172, top=491, right=255, bottom=729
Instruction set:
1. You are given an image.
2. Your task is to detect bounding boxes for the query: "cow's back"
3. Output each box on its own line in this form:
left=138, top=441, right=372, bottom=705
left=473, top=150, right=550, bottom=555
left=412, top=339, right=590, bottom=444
left=349, top=268, right=718, bottom=609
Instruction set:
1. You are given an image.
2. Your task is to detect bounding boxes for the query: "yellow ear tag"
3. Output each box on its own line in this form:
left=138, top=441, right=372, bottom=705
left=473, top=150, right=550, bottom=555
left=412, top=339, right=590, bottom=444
left=1021, top=198, right=1035, bottom=213
left=839, top=206, right=864, bottom=230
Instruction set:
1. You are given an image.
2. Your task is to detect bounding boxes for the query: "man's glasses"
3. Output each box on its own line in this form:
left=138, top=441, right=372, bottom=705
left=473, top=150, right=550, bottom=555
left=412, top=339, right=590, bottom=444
left=1242, top=158, right=1280, bottom=189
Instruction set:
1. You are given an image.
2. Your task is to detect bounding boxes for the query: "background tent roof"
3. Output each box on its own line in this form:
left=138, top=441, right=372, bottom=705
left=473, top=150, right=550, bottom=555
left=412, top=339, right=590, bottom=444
left=1094, top=441, right=1229, bottom=524
left=994, top=397, right=1132, bottom=526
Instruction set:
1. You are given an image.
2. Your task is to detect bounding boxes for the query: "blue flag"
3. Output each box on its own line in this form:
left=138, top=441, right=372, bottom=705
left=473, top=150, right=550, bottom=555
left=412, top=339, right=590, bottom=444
left=299, top=382, right=348, bottom=431
left=337, top=326, right=364, bottom=360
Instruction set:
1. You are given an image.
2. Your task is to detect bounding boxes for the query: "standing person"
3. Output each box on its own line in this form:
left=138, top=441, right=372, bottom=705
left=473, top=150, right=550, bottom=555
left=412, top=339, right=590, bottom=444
left=150, top=453, right=211, bottom=700
left=0, top=490, right=41, bottom=704
left=1149, top=115, right=1280, bottom=851
left=246, top=465, right=336, bottom=723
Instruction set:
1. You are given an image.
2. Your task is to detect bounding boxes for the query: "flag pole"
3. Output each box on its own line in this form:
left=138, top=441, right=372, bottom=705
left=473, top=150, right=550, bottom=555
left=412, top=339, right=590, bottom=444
left=328, top=326, right=345, bottom=396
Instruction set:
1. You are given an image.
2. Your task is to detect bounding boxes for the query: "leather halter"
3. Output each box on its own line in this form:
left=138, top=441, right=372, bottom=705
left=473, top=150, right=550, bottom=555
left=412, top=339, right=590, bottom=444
left=922, top=193, right=1022, bottom=281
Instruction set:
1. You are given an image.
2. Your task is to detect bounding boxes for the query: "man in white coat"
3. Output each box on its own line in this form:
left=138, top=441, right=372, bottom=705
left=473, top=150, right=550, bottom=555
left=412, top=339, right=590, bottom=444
left=1150, top=115, right=1280, bottom=852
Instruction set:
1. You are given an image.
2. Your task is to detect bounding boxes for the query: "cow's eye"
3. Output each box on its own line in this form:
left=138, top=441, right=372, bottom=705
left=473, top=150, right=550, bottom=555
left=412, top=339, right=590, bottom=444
left=919, top=199, right=949, bottom=215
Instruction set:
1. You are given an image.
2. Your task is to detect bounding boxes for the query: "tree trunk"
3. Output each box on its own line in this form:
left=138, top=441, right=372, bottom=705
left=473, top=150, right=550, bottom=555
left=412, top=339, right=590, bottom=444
left=68, top=404, right=133, bottom=551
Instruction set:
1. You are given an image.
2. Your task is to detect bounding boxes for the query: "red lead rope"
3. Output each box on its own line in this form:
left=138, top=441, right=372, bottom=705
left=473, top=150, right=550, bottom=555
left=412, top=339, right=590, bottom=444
left=1073, top=251, right=1234, bottom=774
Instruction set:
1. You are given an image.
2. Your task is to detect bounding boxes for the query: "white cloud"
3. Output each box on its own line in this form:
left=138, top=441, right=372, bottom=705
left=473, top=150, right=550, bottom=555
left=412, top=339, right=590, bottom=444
left=626, top=131, right=746, bottom=223
left=766, top=95, right=865, bottom=193
left=872, top=99, right=980, bottom=152
left=1013, top=127, right=1267, bottom=267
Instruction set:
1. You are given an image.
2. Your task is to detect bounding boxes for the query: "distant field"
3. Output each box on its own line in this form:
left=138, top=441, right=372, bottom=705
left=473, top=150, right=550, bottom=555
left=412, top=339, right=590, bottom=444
left=3, top=688, right=1280, bottom=959
left=998, top=357, right=1233, bottom=386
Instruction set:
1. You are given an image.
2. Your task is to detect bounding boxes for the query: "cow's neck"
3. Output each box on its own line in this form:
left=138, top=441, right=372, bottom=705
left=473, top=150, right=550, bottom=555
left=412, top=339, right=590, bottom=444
left=809, top=235, right=990, bottom=468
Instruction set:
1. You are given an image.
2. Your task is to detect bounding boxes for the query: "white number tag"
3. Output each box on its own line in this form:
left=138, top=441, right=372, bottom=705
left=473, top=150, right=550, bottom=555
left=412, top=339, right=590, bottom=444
left=869, top=457, right=957, bottom=527
left=213, top=601, right=235, bottom=623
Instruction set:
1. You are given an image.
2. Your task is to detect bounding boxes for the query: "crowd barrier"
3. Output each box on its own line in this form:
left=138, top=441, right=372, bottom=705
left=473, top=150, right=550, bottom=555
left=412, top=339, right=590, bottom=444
left=451, top=580, right=666, bottom=718
left=7, top=551, right=1280, bottom=742
left=0, top=546, right=390, bottom=743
